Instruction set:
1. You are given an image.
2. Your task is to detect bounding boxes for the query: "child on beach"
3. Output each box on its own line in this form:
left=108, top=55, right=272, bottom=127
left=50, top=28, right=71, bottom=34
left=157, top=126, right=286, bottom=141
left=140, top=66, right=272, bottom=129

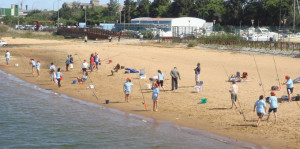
left=81, top=59, right=88, bottom=75
left=282, top=75, right=293, bottom=103
left=5, top=50, right=10, bottom=65
left=152, top=83, right=160, bottom=112
left=267, top=91, right=278, bottom=123
left=94, top=52, right=99, bottom=71
left=229, top=81, right=238, bottom=109
left=157, top=70, right=165, bottom=90
left=123, top=78, right=133, bottom=103
left=30, top=58, right=36, bottom=76
left=90, top=54, right=94, bottom=72
left=56, top=68, right=62, bottom=88
left=69, top=55, right=74, bottom=70
left=111, top=64, right=120, bottom=76
left=65, top=55, right=70, bottom=71
left=253, top=95, right=267, bottom=127
left=49, top=62, right=56, bottom=82
left=36, top=60, right=40, bottom=77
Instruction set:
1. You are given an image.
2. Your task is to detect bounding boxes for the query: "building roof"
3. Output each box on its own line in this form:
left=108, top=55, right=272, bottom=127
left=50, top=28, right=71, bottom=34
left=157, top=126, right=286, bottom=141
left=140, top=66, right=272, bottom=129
left=131, top=17, right=173, bottom=22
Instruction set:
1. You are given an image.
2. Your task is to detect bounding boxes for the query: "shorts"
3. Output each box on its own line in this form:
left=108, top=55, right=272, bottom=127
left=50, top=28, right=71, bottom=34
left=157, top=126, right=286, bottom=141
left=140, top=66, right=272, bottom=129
left=152, top=95, right=158, bottom=101
left=268, top=108, right=277, bottom=113
left=125, top=90, right=130, bottom=95
left=6, top=58, right=9, bottom=62
left=195, top=74, right=200, bottom=82
left=231, top=93, right=237, bottom=102
left=37, top=68, right=40, bottom=71
left=66, top=64, right=69, bottom=67
left=32, top=65, right=35, bottom=67
left=95, top=62, right=99, bottom=66
left=257, top=113, right=264, bottom=118
left=287, top=88, right=294, bottom=95
left=157, top=80, right=164, bottom=87
left=82, top=68, right=87, bottom=72
left=70, top=64, right=73, bottom=68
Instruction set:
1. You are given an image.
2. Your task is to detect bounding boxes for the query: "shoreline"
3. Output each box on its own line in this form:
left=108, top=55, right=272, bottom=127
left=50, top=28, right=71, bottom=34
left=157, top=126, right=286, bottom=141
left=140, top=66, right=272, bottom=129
left=2, top=37, right=300, bottom=148
left=0, top=68, right=264, bottom=149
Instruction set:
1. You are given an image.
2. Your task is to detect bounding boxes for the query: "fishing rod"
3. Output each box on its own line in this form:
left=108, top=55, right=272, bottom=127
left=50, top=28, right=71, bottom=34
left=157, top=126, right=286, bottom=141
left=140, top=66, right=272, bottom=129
left=136, top=68, right=147, bottom=110
left=272, top=56, right=281, bottom=91
left=253, top=55, right=266, bottom=96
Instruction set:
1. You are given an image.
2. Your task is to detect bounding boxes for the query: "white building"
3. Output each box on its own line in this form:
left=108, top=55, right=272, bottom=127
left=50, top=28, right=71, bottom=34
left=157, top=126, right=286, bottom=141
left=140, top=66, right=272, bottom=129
left=131, top=17, right=212, bottom=37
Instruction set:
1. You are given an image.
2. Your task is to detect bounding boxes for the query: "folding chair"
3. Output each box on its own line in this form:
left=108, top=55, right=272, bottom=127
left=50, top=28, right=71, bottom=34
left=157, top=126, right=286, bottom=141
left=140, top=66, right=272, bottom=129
left=194, top=81, right=204, bottom=92
left=139, top=69, right=146, bottom=79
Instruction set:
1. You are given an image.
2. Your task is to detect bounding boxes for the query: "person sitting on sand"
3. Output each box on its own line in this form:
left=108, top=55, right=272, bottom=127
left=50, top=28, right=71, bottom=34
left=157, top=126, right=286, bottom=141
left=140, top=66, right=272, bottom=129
left=267, top=91, right=278, bottom=123
left=123, top=78, right=133, bottom=103
left=152, top=82, right=160, bottom=112
left=229, top=74, right=241, bottom=82
left=81, top=59, right=88, bottom=75
left=111, top=64, right=120, bottom=76
left=77, top=72, right=88, bottom=84
left=36, top=60, right=40, bottom=77
left=253, top=95, right=267, bottom=127
left=229, top=81, right=238, bottom=109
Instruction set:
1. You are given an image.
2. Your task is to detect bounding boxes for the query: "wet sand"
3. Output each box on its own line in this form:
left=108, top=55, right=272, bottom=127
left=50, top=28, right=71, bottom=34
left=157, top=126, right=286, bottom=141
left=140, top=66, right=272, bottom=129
left=1, top=37, right=300, bottom=149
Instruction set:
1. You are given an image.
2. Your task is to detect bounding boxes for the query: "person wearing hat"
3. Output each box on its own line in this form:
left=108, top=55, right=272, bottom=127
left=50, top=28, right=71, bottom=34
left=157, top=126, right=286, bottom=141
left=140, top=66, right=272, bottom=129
left=254, top=95, right=267, bottom=127
left=194, top=62, right=201, bottom=86
left=229, top=81, right=238, bottom=109
left=267, top=91, right=278, bottom=123
left=81, top=59, right=88, bottom=75
left=123, top=78, right=133, bottom=103
left=30, top=58, right=36, bottom=76
left=152, top=82, right=160, bottom=112
left=5, top=50, right=10, bottom=65
left=283, top=75, right=293, bottom=103
left=36, top=60, right=40, bottom=77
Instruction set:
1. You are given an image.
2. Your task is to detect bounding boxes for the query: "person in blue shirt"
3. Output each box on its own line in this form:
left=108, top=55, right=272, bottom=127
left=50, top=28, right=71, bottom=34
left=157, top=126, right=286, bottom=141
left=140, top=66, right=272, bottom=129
left=283, top=75, right=293, bottom=103
left=36, top=60, right=40, bottom=77
left=157, top=70, right=165, bottom=91
left=69, top=55, right=74, bottom=70
left=30, top=58, right=36, bottom=76
left=253, top=95, right=267, bottom=127
left=56, top=68, right=61, bottom=88
left=152, top=83, right=160, bottom=112
left=123, top=78, right=133, bottom=103
left=267, top=91, right=278, bottom=123
left=66, top=55, right=70, bottom=71
left=49, top=62, right=56, bottom=82
left=94, top=52, right=99, bottom=71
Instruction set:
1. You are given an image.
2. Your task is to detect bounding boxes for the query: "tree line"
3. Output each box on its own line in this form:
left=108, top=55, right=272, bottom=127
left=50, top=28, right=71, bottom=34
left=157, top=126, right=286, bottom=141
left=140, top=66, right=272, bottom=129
left=1, top=0, right=299, bottom=28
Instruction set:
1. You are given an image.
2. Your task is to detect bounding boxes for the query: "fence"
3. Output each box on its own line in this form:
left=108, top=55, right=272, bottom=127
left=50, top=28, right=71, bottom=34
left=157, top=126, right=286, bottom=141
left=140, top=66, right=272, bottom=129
left=57, top=28, right=122, bottom=39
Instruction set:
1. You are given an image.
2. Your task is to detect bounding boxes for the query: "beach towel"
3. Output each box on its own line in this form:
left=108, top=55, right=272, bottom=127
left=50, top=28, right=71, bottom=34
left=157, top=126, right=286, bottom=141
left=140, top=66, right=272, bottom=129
left=125, top=68, right=139, bottom=73
left=293, top=77, right=300, bottom=83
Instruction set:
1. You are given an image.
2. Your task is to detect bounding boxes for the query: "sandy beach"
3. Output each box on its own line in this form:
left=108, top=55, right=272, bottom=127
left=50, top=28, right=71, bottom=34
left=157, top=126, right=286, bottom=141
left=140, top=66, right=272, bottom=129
left=1, top=37, right=300, bottom=149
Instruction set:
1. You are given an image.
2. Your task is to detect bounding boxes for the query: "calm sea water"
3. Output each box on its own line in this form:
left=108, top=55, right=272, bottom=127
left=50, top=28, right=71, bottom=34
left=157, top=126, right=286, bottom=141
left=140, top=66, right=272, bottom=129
left=0, top=70, right=263, bottom=149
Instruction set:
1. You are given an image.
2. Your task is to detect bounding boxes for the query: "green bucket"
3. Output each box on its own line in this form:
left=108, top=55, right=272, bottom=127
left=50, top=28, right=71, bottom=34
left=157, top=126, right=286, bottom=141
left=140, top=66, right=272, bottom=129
left=198, top=98, right=207, bottom=104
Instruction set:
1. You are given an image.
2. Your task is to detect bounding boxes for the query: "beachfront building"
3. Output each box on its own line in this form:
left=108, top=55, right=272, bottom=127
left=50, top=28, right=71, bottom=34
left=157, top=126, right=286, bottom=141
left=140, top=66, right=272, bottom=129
left=0, top=4, right=19, bottom=18
left=62, top=0, right=100, bottom=9
left=129, top=17, right=212, bottom=37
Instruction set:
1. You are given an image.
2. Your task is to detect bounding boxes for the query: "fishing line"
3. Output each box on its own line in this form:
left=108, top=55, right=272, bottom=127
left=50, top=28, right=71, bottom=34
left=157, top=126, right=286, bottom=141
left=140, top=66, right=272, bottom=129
left=272, top=56, right=281, bottom=91
left=136, top=67, right=147, bottom=110
left=253, top=55, right=266, bottom=96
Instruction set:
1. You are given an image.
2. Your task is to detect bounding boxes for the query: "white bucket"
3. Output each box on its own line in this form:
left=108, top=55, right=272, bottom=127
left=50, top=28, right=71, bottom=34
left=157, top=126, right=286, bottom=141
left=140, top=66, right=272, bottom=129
left=15, top=64, right=19, bottom=67
left=147, top=84, right=151, bottom=89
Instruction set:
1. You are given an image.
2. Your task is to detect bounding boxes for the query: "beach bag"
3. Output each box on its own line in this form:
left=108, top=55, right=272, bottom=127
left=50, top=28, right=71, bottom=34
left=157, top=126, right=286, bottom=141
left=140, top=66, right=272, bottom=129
left=296, top=94, right=300, bottom=101
left=271, top=86, right=279, bottom=91
left=60, top=76, right=63, bottom=80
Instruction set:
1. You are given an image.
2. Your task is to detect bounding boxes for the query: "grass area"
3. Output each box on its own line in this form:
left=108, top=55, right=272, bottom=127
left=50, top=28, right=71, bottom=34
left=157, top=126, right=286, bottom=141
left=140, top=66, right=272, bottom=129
left=5, top=30, right=64, bottom=40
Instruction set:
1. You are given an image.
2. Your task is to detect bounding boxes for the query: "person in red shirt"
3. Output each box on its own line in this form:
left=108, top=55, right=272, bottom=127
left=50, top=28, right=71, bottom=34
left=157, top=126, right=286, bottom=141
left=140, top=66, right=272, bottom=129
left=90, top=54, right=94, bottom=72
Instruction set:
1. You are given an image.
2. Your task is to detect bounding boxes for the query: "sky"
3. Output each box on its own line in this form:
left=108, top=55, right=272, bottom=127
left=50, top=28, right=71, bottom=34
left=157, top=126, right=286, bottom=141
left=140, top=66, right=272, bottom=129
left=0, top=0, right=124, bottom=11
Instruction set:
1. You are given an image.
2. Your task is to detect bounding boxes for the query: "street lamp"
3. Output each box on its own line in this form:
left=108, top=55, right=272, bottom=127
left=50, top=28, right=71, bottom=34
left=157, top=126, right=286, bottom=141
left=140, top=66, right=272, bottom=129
left=284, top=18, right=287, bottom=38
left=213, top=20, right=216, bottom=32
left=251, top=19, right=254, bottom=27
left=57, top=0, right=60, bottom=28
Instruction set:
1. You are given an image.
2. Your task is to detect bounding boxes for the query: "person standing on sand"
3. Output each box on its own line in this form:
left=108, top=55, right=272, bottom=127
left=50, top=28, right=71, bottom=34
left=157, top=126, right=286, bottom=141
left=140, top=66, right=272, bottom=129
left=56, top=68, right=62, bottom=88
left=36, top=60, right=40, bottom=77
left=30, top=58, right=36, bottom=76
left=50, top=62, right=56, bottom=83
left=254, top=95, right=267, bottom=127
left=194, top=62, right=201, bottom=86
left=94, top=52, right=99, bottom=71
left=157, top=70, right=165, bottom=91
left=69, top=55, right=74, bottom=70
left=229, top=81, right=238, bottom=109
left=282, top=75, right=293, bottom=103
left=90, top=54, right=94, bottom=72
left=267, top=91, right=278, bottom=123
left=170, top=67, right=181, bottom=91
left=81, top=59, right=88, bottom=75
left=123, top=78, right=133, bottom=103
left=5, top=50, right=10, bottom=65
left=65, top=55, right=70, bottom=71
left=152, top=83, right=160, bottom=111
left=84, top=35, right=88, bottom=43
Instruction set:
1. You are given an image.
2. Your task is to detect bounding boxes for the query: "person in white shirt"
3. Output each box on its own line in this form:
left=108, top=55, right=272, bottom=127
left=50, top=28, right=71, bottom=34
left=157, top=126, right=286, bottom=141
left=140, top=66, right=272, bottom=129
left=229, top=81, right=238, bottom=109
left=81, top=59, right=88, bottom=75
left=5, top=50, right=10, bottom=65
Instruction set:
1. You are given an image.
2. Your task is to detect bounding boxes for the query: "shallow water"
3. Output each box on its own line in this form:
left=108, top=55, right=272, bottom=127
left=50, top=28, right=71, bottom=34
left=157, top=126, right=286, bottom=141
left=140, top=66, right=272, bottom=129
left=0, top=70, right=263, bottom=149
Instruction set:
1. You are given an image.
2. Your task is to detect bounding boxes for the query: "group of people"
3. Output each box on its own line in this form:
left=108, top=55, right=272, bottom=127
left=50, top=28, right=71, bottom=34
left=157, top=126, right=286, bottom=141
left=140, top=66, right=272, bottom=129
left=229, top=75, right=294, bottom=127
left=29, top=58, right=41, bottom=77
left=49, top=62, right=62, bottom=88
left=89, top=52, right=100, bottom=72
left=65, top=55, right=73, bottom=71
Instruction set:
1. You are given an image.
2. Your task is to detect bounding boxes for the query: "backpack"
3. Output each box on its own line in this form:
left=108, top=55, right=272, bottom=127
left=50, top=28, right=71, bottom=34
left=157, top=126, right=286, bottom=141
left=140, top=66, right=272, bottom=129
left=271, top=86, right=279, bottom=91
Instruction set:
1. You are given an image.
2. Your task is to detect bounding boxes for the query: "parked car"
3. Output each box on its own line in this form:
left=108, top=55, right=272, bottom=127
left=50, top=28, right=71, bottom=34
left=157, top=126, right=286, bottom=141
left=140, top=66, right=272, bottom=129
left=0, top=40, right=8, bottom=46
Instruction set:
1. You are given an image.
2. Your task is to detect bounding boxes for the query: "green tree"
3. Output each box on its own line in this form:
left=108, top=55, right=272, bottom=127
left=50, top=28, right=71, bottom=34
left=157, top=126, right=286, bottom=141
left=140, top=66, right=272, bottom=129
left=122, top=0, right=138, bottom=23
left=149, top=0, right=171, bottom=17
left=137, top=0, right=151, bottom=17
left=168, top=0, right=194, bottom=17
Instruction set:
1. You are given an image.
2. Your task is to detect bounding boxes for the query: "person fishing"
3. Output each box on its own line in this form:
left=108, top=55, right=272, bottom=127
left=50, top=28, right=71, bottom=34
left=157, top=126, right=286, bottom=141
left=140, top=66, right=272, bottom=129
left=267, top=91, right=278, bottom=123
left=170, top=67, right=181, bottom=91
left=229, top=81, right=238, bottom=109
left=282, top=75, right=293, bottom=103
left=30, top=58, right=36, bottom=76
left=36, top=60, right=40, bottom=77
left=253, top=95, right=267, bottom=127
left=65, top=55, right=70, bottom=71
left=157, top=70, right=165, bottom=91
left=56, top=68, right=62, bottom=88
